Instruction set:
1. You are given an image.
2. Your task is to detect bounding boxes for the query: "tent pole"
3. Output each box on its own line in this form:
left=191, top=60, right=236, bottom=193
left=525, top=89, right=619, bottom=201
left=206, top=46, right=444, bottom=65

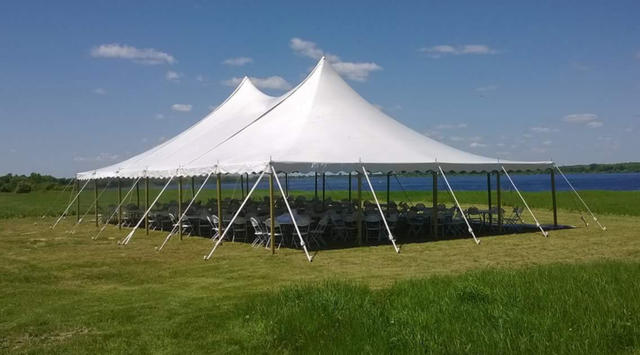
left=118, top=178, right=122, bottom=230
left=432, top=171, right=438, bottom=238
left=74, top=180, right=112, bottom=230
left=386, top=173, right=390, bottom=216
left=178, top=177, right=183, bottom=239
left=438, top=166, right=480, bottom=244
left=555, top=165, right=605, bottom=230
left=487, top=173, right=492, bottom=225
left=357, top=172, right=362, bottom=245
left=191, top=176, right=195, bottom=199
left=93, top=177, right=141, bottom=240
left=145, top=177, right=149, bottom=235
left=285, top=173, right=289, bottom=197
left=245, top=173, right=249, bottom=194
left=136, top=180, right=140, bottom=209
left=216, top=173, right=224, bottom=237
left=204, top=170, right=267, bottom=260
left=269, top=172, right=275, bottom=254
left=348, top=172, right=352, bottom=202
left=52, top=178, right=91, bottom=229
left=272, top=167, right=312, bottom=262
left=94, top=179, right=99, bottom=227
left=240, top=174, right=244, bottom=199
left=314, top=172, right=318, bottom=200
left=322, top=172, right=326, bottom=208
left=550, top=168, right=557, bottom=227
left=76, top=180, right=80, bottom=222
left=158, top=172, right=213, bottom=251
left=496, top=171, right=502, bottom=233
left=501, top=166, right=548, bottom=237
left=120, top=177, right=174, bottom=245
left=362, top=166, right=399, bottom=253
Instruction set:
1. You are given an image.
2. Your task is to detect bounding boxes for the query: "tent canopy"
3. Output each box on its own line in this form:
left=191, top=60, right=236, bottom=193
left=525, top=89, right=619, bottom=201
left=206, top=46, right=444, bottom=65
left=79, top=57, right=552, bottom=180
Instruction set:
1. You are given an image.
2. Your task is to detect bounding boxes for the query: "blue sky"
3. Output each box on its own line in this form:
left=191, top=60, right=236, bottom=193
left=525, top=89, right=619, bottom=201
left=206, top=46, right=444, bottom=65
left=1, top=1, right=638, bottom=177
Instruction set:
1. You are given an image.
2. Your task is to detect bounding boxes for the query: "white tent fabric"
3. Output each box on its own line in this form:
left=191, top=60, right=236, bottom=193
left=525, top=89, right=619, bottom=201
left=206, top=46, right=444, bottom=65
left=78, top=57, right=551, bottom=180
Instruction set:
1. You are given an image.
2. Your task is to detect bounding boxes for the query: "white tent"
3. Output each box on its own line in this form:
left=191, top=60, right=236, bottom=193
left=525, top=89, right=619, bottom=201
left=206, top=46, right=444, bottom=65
left=78, top=57, right=551, bottom=179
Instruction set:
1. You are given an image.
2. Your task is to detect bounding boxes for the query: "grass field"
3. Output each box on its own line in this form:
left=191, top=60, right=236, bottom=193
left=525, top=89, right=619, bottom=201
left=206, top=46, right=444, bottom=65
left=1, top=200, right=639, bottom=353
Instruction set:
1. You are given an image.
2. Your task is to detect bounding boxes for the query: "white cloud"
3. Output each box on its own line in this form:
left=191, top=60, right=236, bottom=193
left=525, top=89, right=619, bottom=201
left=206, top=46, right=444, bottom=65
left=171, top=104, right=192, bottom=112
left=222, top=57, right=253, bottom=66
left=290, top=38, right=382, bottom=81
left=636, top=51, right=640, bottom=60
left=222, top=76, right=292, bottom=90
left=587, top=121, right=603, bottom=128
left=542, top=140, right=552, bottom=145
left=155, top=113, right=164, bottom=120
left=469, top=142, right=487, bottom=148
left=165, top=71, right=182, bottom=81
left=196, top=74, right=205, bottom=82
left=571, top=61, right=591, bottom=71
left=475, top=85, right=498, bottom=93
left=530, top=126, right=551, bottom=133
left=90, top=43, right=175, bottom=65
left=435, top=123, right=468, bottom=129
left=93, top=88, right=107, bottom=95
left=73, top=152, right=120, bottom=162
left=9, top=148, right=17, bottom=153
left=563, top=113, right=598, bottom=123
left=419, top=44, right=498, bottom=58
left=448, top=136, right=465, bottom=142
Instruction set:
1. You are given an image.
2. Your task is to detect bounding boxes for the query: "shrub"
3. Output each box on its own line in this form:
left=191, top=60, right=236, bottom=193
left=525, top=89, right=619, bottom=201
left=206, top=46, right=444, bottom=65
left=0, top=183, right=14, bottom=192
left=15, top=182, right=32, bottom=193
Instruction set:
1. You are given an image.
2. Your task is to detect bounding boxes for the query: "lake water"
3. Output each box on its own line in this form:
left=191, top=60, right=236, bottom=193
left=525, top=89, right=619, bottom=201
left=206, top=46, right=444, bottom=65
left=209, top=172, right=640, bottom=193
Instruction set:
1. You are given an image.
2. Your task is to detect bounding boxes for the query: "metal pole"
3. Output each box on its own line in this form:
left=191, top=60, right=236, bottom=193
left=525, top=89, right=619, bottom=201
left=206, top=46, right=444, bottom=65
left=118, top=178, right=122, bottom=229
left=76, top=180, right=80, bottom=222
left=550, top=169, right=558, bottom=227
left=178, top=177, right=183, bottom=239
left=136, top=180, right=140, bottom=209
left=386, top=173, right=390, bottom=216
left=240, top=174, right=244, bottom=199
left=94, top=179, right=99, bottom=227
left=496, top=171, right=502, bottom=233
left=322, top=172, right=326, bottom=208
left=269, top=172, right=275, bottom=254
left=357, top=172, right=362, bottom=245
left=348, top=172, right=352, bottom=202
left=487, top=173, right=492, bottom=225
left=217, top=173, right=223, bottom=236
left=145, top=177, right=149, bottom=235
left=432, top=171, right=438, bottom=237
left=245, top=173, right=249, bottom=195
left=285, top=173, right=289, bottom=197
left=314, top=172, right=318, bottom=200
left=191, top=176, right=195, bottom=199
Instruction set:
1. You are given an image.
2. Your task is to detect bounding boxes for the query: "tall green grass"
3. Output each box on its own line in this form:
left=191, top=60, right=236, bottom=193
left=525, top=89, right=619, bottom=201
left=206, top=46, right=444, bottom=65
left=225, top=262, right=640, bottom=354
left=0, top=189, right=637, bottom=219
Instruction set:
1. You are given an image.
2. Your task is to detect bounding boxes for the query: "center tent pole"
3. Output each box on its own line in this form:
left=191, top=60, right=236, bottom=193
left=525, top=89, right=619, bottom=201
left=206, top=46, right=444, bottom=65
left=438, top=166, right=480, bottom=244
left=205, top=170, right=267, bottom=260
left=216, top=173, right=224, bottom=237
left=362, top=166, right=399, bottom=253
left=501, top=166, right=548, bottom=237
left=120, top=176, right=174, bottom=245
left=94, top=179, right=99, bottom=227
left=118, top=178, right=122, bottom=230
left=357, top=172, right=362, bottom=245
left=432, top=171, right=438, bottom=238
left=487, top=173, right=492, bottom=225
left=178, top=177, right=183, bottom=239
left=157, top=171, right=213, bottom=251
left=145, top=177, right=150, bottom=235
left=269, top=171, right=275, bottom=254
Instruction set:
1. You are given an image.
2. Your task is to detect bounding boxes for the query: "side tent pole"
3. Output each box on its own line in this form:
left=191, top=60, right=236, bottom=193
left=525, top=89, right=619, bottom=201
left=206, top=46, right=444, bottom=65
left=136, top=180, right=140, bottom=209
left=386, top=173, right=390, bottom=216
left=496, top=171, right=502, bottom=232
left=348, top=172, right=352, bottom=202
left=432, top=172, right=438, bottom=238
left=240, top=174, right=244, bottom=198
left=487, top=173, right=492, bottom=225
left=550, top=169, right=557, bottom=227
left=94, top=179, right=99, bottom=227
left=314, top=172, right=318, bottom=200
left=76, top=180, right=80, bottom=222
left=438, top=166, right=480, bottom=244
left=269, top=172, right=275, bottom=254
left=121, top=177, right=174, bottom=245
left=178, top=177, right=183, bottom=239
left=285, top=173, right=289, bottom=197
left=245, top=173, right=249, bottom=195
left=357, top=173, right=362, bottom=245
left=205, top=170, right=266, bottom=260
left=52, top=178, right=91, bottom=229
left=92, top=177, right=141, bottom=240
left=555, top=165, right=606, bottom=231
left=145, top=177, right=149, bottom=235
left=322, top=172, right=326, bottom=208
left=216, top=173, right=224, bottom=236
left=191, top=176, right=195, bottom=199
left=118, top=178, right=122, bottom=229
left=362, top=166, right=399, bottom=253
left=501, top=166, right=548, bottom=237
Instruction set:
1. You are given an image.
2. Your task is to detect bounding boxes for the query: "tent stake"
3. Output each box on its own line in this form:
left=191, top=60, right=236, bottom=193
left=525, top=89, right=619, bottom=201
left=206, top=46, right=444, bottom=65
left=362, top=166, right=399, bottom=253
left=438, top=166, right=480, bottom=244
left=432, top=171, right=438, bottom=238
left=120, top=177, right=174, bottom=245
left=158, top=172, right=213, bottom=251
left=205, top=170, right=267, bottom=260
left=272, top=167, right=312, bottom=262
left=555, top=165, right=605, bottom=231
left=93, top=177, right=141, bottom=240
left=501, top=166, right=548, bottom=237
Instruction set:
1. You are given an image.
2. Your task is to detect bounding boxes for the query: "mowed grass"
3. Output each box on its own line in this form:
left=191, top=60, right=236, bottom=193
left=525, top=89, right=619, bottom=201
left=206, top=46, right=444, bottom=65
left=1, top=188, right=639, bottom=219
left=1, top=205, right=640, bottom=353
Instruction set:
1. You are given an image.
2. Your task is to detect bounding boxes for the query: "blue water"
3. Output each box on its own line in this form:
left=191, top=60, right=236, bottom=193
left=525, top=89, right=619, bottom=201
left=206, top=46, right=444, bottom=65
left=209, top=172, right=640, bottom=193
